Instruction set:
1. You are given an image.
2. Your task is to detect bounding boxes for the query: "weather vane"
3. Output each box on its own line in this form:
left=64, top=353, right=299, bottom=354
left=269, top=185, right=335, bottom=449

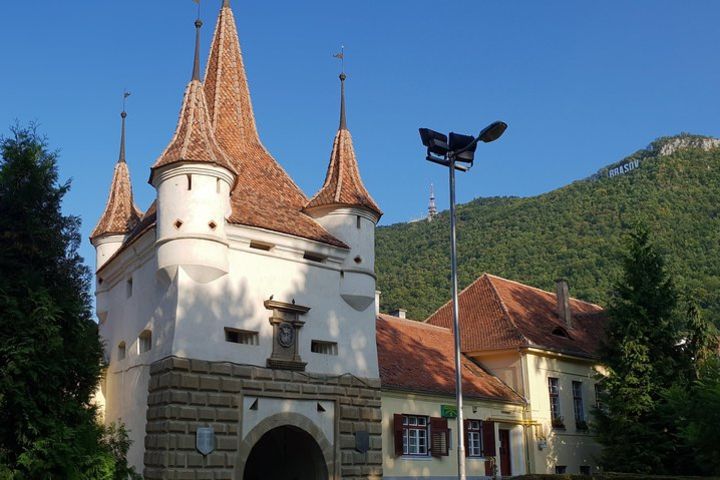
left=333, top=45, right=345, bottom=74
left=122, top=90, right=131, bottom=113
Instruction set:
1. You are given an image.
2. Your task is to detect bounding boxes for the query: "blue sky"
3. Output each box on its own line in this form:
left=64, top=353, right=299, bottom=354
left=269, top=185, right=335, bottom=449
left=1, top=1, right=719, bottom=269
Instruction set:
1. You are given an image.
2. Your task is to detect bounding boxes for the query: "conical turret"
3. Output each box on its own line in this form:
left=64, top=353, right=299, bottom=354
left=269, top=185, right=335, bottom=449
left=151, top=16, right=237, bottom=284
left=202, top=1, right=344, bottom=247
left=305, top=73, right=381, bottom=311
left=91, top=107, right=142, bottom=270
left=305, top=73, right=382, bottom=217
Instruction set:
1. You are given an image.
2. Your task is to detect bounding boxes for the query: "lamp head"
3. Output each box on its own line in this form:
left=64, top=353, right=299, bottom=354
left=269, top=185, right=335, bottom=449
left=419, top=128, right=449, bottom=158
left=449, top=132, right=477, bottom=164
left=478, top=121, right=508, bottom=143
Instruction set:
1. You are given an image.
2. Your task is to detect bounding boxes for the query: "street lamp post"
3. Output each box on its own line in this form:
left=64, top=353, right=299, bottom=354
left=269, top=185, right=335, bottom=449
left=419, top=121, right=507, bottom=480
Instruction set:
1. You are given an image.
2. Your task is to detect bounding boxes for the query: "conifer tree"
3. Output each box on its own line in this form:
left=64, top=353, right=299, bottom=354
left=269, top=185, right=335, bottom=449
left=595, top=228, right=682, bottom=473
left=0, top=124, right=138, bottom=478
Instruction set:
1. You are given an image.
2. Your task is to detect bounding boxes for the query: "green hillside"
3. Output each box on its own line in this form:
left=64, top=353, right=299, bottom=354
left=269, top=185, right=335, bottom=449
left=375, top=134, right=720, bottom=321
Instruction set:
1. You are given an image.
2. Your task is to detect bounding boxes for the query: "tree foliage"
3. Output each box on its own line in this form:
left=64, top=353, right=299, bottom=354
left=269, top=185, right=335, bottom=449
left=376, top=134, right=720, bottom=322
left=594, top=228, right=719, bottom=475
left=0, top=124, right=139, bottom=479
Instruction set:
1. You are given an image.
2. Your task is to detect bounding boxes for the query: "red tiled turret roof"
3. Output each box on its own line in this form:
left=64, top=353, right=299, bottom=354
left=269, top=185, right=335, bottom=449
left=425, top=274, right=606, bottom=359
left=377, top=314, right=523, bottom=403
left=305, top=74, right=382, bottom=217
left=91, top=112, right=142, bottom=241
left=203, top=2, right=346, bottom=247
left=151, top=78, right=236, bottom=180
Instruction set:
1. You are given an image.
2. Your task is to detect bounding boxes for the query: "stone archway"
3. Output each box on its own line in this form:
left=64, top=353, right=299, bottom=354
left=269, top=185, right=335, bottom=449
left=237, top=412, right=334, bottom=480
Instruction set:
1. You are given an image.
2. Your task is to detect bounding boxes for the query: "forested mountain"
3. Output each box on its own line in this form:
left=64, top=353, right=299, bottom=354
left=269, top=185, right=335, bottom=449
left=376, top=134, right=720, bottom=321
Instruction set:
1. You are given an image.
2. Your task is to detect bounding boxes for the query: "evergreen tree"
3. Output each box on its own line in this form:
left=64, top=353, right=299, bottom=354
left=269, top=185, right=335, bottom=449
left=595, top=228, right=684, bottom=473
left=0, top=124, right=138, bottom=479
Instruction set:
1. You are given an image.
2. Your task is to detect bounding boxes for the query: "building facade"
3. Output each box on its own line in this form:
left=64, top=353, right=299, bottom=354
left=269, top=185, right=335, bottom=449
left=93, top=3, right=607, bottom=479
left=93, top=2, right=382, bottom=478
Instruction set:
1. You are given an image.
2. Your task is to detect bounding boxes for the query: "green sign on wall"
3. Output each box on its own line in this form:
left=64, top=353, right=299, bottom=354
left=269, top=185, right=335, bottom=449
left=441, top=404, right=458, bottom=418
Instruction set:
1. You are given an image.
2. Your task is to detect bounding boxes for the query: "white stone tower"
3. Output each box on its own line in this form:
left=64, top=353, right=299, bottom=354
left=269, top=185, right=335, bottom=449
left=304, top=73, right=383, bottom=311
left=149, top=19, right=237, bottom=284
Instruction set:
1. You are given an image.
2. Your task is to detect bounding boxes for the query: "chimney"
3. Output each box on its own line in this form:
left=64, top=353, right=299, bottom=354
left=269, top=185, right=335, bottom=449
left=375, top=290, right=381, bottom=316
left=555, top=279, right=572, bottom=329
left=390, top=308, right=407, bottom=319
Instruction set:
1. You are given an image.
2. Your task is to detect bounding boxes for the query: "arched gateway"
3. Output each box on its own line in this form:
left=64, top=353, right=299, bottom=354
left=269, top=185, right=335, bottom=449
left=243, top=426, right=328, bottom=480
left=237, top=413, right=334, bottom=480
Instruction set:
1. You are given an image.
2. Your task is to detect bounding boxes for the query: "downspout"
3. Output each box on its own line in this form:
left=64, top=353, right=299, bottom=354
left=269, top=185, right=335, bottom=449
left=518, top=349, right=533, bottom=474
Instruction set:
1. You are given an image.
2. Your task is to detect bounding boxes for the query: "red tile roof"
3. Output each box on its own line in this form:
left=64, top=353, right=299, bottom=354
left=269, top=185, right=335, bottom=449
left=203, top=3, right=347, bottom=247
left=376, top=314, right=524, bottom=403
left=91, top=159, right=142, bottom=241
left=151, top=79, right=236, bottom=180
left=305, top=127, right=382, bottom=217
left=425, top=274, right=606, bottom=359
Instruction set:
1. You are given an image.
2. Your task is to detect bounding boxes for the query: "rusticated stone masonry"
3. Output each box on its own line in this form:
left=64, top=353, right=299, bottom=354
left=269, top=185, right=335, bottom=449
left=143, top=356, right=383, bottom=480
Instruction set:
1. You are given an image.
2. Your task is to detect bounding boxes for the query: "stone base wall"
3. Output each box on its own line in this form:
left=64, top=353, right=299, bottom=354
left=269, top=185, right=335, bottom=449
left=143, top=356, right=383, bottom=480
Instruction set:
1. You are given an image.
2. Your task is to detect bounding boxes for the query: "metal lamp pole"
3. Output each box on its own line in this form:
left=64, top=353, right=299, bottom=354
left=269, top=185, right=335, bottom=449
left=447, top=151, right=467, bottom=480
left=420, top=121, right=507, bottom=480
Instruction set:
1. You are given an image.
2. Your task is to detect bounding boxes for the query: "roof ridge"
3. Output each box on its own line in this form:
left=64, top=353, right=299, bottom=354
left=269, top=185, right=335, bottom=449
left=423, top=272, right=490, bottom=323
left=484, top=274, right=533, bottom=347
left=485, top=273, right=604, bottom=309
left=378, top=314, right=451, bottom=332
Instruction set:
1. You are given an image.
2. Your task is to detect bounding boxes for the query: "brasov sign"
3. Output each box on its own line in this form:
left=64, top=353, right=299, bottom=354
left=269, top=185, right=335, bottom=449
left=608, top=159, right=640, bottom=178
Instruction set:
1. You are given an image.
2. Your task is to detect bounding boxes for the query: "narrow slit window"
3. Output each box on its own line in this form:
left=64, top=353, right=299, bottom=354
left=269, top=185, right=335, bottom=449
left=356, top=215, right=361, bottom=229
left=249, top=241, right=274, bottom=252
left=311, top=340, right=338, bottom=356
left=225, top=328, right=259, bottom=346
left=126, top=278, right=133, bottom=298
left=303, top=252, right=327, bottom=263
left=216, top=178, right=221, bottom=194
left=117, top=341, right=126, bottom=361
left=138, top=330, right=152, bottom=354
left=187, top=174, right=192, bottom=190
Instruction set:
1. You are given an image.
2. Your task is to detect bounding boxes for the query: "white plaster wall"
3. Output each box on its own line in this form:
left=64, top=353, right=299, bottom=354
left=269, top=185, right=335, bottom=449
left=171, top=224, right=379, bottom=378
left=154, top=164, right=234, bottom=282
left=469, top=350, right=525, bottom=397
left=93, top=234, right=125, bottom=270
left=381, top=392, right=526, bottom=479
left=97, top=230, right=178, bottom=472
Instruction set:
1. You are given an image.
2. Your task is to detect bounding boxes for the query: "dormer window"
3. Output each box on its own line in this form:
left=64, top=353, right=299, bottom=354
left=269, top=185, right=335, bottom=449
left=552, top=326, right=571, bottom=338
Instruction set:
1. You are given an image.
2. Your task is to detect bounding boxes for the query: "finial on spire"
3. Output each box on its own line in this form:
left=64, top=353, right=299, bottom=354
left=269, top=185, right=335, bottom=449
left=334, top=46, right=347, bottom=130
left=119, top=90, right=131, bottom=163
left=192, top=13, right=203, bottom=81
left=222, top=0, right=231, bottom=8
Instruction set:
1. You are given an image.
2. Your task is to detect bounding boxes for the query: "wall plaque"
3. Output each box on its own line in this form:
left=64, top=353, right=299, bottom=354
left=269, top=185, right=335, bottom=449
left=196, top=427, right=215, bottom=456
left=355, top=431, right=370, bottom=453
left=264, top=299, right=310, bottom=371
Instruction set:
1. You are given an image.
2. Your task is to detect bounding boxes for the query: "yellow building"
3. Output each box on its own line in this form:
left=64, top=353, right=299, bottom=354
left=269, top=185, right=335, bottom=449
left=377, top=274, right=606, bottom=478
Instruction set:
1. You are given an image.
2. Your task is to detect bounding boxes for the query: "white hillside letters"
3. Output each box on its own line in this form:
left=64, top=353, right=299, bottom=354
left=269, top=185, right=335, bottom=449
left=608, top=159, right=640, bottom=178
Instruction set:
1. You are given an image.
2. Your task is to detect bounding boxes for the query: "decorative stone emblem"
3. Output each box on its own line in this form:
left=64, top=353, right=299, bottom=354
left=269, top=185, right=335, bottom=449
left=264, top=299, right=310, bottom=371
left=196, top=427, right=215, bottom=456
left=278, top=323, right=294, bottom=348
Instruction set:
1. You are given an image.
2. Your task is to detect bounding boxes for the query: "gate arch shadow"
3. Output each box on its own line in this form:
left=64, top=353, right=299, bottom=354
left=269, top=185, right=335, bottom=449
left=236, top=412, right=335, bottom=480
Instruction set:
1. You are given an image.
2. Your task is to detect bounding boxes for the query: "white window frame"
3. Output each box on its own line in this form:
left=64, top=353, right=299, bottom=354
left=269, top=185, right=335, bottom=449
left=548, top=377, right=561, bottom=420
left=467, top=420, right=483, bottom=457
left=402, top=415, right=429, bottom=456
left=572, top=381, right=585, bottom=422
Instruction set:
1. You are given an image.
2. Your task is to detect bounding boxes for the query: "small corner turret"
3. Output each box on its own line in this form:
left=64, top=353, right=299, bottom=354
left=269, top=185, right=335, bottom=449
left=150, top=16, right=237, bottom=284
left=91, top=100, right=142, bottom=270
left=305, top=72, right=382, bottom=311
